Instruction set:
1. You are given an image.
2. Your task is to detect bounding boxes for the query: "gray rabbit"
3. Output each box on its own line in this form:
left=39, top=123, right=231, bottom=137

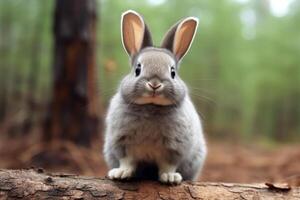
left=103, top=10, right=207, bottom=184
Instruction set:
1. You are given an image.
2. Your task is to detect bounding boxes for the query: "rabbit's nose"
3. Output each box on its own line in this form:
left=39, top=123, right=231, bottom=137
left=147, top=82, right=162, bottom=90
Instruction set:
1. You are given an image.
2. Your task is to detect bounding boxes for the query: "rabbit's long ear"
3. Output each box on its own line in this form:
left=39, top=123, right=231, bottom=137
left=161, top=17, right=198, bottom=61
left=121, top=10, right=153, bottom=57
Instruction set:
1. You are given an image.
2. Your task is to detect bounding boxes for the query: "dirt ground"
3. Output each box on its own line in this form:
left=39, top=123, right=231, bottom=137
left=0, top=135, right=299, bottom=186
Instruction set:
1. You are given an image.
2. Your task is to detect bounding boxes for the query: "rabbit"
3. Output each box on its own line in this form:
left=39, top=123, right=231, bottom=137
left=103, top=10, right=207, bottom=184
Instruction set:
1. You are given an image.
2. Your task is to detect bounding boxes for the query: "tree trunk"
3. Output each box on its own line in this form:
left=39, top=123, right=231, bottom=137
left=0, top=169, right=299, bottom=200
left=44, top=0, right=100, bottom=147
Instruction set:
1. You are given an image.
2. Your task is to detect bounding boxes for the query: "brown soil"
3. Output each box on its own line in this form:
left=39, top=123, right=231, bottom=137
left=0, top=135, right=299, bottom=186
left=202, top=142, right=300, bottom=186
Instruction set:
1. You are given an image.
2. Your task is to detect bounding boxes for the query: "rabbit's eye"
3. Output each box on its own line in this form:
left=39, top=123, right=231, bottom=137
left=171, top=67, right=176, bottom=79
left=135, top=63, right=141, bottom=77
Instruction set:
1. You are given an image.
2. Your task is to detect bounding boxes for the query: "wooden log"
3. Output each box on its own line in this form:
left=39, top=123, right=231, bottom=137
left=0, top=169, right=299, bottom=199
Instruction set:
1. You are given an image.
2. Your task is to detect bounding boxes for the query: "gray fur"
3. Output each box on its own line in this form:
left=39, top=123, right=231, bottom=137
left=103, top=11, right=207, bottom=182
left=161, top=22, right=178, bottom=53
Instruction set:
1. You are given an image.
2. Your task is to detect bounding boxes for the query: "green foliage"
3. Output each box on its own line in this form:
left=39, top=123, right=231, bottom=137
left=0, top=0, right=53, bottom=104
left=0, top=0, right=299, bottom=141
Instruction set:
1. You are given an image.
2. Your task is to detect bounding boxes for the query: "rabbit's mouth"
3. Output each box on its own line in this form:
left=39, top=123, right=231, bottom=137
left=151, top=91, right=158, bottom=98
left=133, top=94, right=174, bottom=106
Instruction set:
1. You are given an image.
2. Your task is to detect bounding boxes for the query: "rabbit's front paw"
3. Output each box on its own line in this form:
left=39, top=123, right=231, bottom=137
left=159, top=172, right=182, bottom=184
left=108, top=167, right=134, bottom=180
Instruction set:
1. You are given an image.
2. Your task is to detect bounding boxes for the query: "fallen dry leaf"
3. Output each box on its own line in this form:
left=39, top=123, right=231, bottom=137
left=265, top=182, right=291, bottom=192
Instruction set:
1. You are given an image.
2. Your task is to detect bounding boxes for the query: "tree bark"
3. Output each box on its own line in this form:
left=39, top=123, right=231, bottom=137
left=44, top=0, right=101, bottom=146
left=0, top=169, right=299, bottom=200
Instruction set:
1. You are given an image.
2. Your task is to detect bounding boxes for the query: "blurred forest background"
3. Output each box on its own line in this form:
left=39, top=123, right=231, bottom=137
left=0, top=0, right=299, bottom=184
